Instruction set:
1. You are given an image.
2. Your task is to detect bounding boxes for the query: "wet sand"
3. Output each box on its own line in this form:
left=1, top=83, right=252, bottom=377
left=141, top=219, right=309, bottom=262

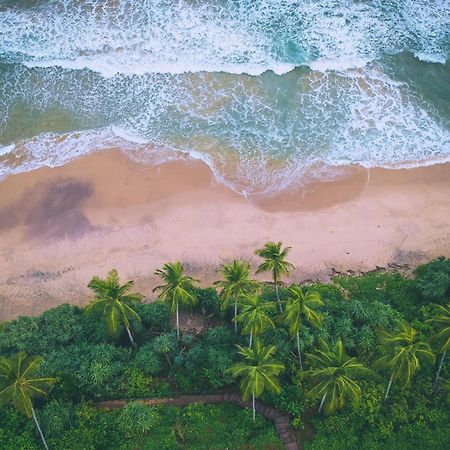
left=1, top=149, right=449, bottom=320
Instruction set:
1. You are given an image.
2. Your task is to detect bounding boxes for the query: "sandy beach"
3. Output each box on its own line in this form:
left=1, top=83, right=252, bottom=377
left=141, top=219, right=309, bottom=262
left=0, top=149, right=449, bottom=321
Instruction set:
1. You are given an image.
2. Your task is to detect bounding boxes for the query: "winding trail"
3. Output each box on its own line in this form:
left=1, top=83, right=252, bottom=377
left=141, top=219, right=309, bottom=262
left=98, top=392, right=299, bottom=449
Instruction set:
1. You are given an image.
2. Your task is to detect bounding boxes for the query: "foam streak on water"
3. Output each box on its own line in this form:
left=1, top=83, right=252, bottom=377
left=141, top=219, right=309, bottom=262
left=0, top=0, right=449, bottom=195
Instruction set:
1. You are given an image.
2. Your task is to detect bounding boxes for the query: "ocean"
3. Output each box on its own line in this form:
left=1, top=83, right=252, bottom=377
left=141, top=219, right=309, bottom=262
left=0, top=0, right=449, bottom=196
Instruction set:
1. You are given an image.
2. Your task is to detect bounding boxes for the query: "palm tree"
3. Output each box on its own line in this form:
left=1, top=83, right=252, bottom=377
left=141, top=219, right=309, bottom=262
left=153, top=262, right=198, bottom=340
left=282, top=285, right=324, bottom=369
left=375, top=322, right=435, bottom=400
left=303, top=339, right=371, bottom=415
left=255, top=241, right=294, bottom=312
left=426, top=304, right=450, bottom=389
left=86, top=269, right=143, bottom=347
left=0, top=352, right=55, bottom=450
left=235, top=294, right=276, bottom=347
left=227, top=340, right=285, bottom=420
left=214, top=260, right=259, bottom=333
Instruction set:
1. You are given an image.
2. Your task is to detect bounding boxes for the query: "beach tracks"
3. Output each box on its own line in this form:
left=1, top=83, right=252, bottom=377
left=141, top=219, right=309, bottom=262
left=97, top=392, right=299, bottom=450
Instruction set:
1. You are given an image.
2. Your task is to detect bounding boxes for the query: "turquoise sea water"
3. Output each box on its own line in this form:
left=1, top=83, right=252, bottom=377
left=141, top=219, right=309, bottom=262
left=0, top=0, right=449, bottom=195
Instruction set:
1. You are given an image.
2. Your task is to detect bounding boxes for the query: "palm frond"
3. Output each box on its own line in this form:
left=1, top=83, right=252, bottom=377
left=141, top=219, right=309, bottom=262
left=0, top=353, right=55, bottom=418
left=85, top=270, right=143, bottom=340
left=228, top=340, right=285, bottom=401
left=303, top=339, right=369, bottom=414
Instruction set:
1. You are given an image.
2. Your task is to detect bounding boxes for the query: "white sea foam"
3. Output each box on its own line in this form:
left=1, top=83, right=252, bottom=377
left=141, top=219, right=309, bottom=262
left=0, top=0, right=449, bottom=195
left=308, top=57, right=370, bottom=73
left=2, top=59, right=449, bottom=195
left=414, top=53, right=448, bottom=65
left=0, top=144, right=14, bottom=156
left=23, top=57, right=297, bottom=78
left=111, top=126, right=150, bottom=145
left=0, top=128, right=184, bottom=181
left=0, top=129, right=133, bottom=180
left=1, top=0, right=448, bottom=76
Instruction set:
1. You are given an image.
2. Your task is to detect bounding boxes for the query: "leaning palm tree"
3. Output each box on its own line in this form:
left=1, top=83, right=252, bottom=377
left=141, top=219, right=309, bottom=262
left=255, top=241, right=294, bottom=312
left=303, top=339, right=371, bottom=415
left=235, top=294, right=276, bottom=347
left=214, top=260, right=259, bottom=333
left=0, top=353, right=55, bottom=450
left=375, top=322, right=435, bottom=400
left=86, top=269, right=143, bottom=347
left=227, top=340, right=285, bottom=420
left=426, top=304, right=450, bottom=389
left=153, top=262, right=198, bottom=340
left=282, top=285, right=324, bottom=369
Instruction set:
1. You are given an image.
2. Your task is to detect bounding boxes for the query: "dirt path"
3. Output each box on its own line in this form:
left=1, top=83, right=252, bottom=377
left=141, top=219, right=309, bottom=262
left=97, top=392, right=299, bottom=450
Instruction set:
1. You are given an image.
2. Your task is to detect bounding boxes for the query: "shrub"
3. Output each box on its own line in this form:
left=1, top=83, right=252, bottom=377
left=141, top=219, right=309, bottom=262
left=0, top=315, right=39, bottom=354
left=415, top=257, right=450, bottom=304
left=119, top=367, right=153, bottom=398
left=193, top=287, right=221, bottom=319
left=133, top=342, right=162, bottom=376
left=0, top=305, right=83, bottom=355
left=152, top=332, right=177, bottom=357
left=135, top=302, right=171, bottom=331
left=37, top=399, right=76, bottom=440
left=37, top=304, right=85, bottom=351
left=117, top=402, right=161, bottom=437
left=334, top=271, right=417, bottom=318
left=172, top=327, right=237, bottom=389
left=0, top=407, right=38, bottom=450
left=39, top=343, right=130, bottom=398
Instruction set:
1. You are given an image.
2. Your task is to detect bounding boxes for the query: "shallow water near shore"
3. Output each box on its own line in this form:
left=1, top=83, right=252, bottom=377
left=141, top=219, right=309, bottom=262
left=0, top=0, right=449, bottom=196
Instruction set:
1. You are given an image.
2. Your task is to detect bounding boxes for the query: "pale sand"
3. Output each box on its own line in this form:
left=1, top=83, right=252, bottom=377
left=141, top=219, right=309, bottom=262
left=0, top=149, right=449, bottom=321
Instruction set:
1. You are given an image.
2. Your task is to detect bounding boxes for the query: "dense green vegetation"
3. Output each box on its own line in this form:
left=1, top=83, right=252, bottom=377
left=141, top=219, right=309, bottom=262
left=0, top=246, right=449, bottom=449
left=0, top=401, right=281, bottom=450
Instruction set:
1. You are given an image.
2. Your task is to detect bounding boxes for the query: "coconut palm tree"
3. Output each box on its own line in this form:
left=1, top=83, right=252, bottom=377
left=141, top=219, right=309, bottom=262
left=0, top=352, right=55, bottom=450
left=153, top=262, right=198, bottom=340
left=303, top=339, right=371, bottom=415
left=227, top=340, right=285, bottom=420
left=235, top=294, right=276, bottom=347
left=214, top=260, right=259, bottom=333
left=282, top=285, right=324, bottom=369
left=255, top=241, right=294, bottom=312
left=375, top=322, right=435, bottom=400
left=426, top=304, right=450, bottom=389
left=86, top=269, right=143, bottom=347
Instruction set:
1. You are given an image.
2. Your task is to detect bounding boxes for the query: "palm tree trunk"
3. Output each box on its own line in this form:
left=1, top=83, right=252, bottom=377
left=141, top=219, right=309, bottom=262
left=252, top=392, right=256, bottom=421
left=125, top=326, right=136, bottom=348
left=275, top=282, right=283, bottom=312
left=249, top=331, right=253, bottom=348
left=318, top=392, right=327, bottom=414
left=384, top=371, right=395, bottom=401
left=433, top=351, right=446, bottom=390
left=32, top=406, right=49, bottom=450
left=176, top=301, right=180, bottom=341
left=234, top=297, right=238, bottom=334
left=296, top=331, right=303, bottom=370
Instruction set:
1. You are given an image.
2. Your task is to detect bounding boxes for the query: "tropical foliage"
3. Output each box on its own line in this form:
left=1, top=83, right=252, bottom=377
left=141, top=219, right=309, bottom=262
left=302, top=339, right=371, bottom=414
left=282, top=285, right=324, bottom=369
left=214, top=260, right=258, bottom=333
left=255, top=241, right=294, bottom=311
left=153, top=262, right=198, bottom=340
left=0, top=252, right=449, bottom=449
left=86, top=269, right=143, bottom=347
left=227, top=340, right=285, bottom=420
left=375, top=322, right=435, bottom=399
left=235, top=293, right=276, bottom=346
left=426, top=304, right=450, bottom=388
left=0, top=352, right=55, bottom=449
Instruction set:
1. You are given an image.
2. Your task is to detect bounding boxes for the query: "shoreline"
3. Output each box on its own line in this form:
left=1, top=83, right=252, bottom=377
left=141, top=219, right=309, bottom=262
left=1, top=149, right=450, bottom=320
